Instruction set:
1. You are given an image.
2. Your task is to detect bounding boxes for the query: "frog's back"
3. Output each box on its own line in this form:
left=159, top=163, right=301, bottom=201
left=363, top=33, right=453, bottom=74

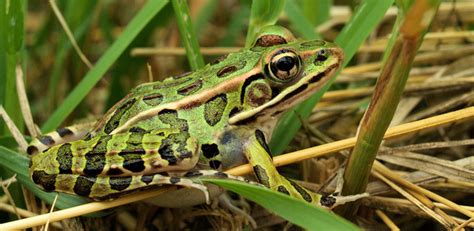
left=90, top=49, right=259, bottom=137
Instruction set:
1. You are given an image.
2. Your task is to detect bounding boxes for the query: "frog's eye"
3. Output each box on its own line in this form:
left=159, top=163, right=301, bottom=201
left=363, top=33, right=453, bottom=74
left=266, top=49, right=301, bottom=82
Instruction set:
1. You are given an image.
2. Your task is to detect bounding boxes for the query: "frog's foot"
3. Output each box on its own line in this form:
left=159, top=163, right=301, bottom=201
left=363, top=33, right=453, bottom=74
left=319, top=168, right=369, bottom=209
left=320, top=192, right=369, bottom=209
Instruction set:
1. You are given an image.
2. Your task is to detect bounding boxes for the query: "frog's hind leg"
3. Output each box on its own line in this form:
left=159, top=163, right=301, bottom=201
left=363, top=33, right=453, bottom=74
left=49, top=173, right=210, bottom=202
left=27, top=122, right=95, bottom=155
left=46, top=170, right=258, bottom=203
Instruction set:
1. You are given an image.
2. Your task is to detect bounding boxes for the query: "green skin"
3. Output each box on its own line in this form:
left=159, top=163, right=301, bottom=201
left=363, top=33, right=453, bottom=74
left=28, top=26, right=344, bottom=207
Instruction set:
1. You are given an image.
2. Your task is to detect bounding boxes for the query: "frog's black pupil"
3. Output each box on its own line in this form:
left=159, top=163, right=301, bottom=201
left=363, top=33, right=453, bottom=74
left=276, top=56, right=295, bottom=71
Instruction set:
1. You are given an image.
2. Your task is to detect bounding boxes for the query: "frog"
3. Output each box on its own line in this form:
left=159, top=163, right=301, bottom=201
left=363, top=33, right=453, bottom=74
left=27, top=26, right=344, bottom=208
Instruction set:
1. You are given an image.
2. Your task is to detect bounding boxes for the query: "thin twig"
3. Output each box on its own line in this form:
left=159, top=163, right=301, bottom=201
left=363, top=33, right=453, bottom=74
left=0, top=105, right=28, bottom=150
left=44, top=193, right=59, bottom=231
left=1, top=175, right=21, bottom=221
left=49, top=0, right=93, bottom=69
left=375, top=209, right=400, bottom=231
left=15, top=66, right=39, bottom=137
left=372, top=171, right=451, bottom=228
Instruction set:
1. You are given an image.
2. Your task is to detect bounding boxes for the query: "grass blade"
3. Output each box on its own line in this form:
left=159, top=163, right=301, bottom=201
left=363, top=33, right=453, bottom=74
left=245, top=0, right=285, bottom=47
left=339, top=0, right=441, bottom=216
left=302, top=0, right=332, bottom=26
left=41, top=0, right=168, bottom=132
left=171, top=0, right=204, bottom=70
left=46, top=0, right=97, bottom=111
left=0, top=0, right=24, bottom=135
left=284, top=0, right=320, bottom=39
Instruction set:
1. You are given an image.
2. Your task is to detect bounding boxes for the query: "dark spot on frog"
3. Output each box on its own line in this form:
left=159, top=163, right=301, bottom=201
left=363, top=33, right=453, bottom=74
left=209, top=160, right=221, bottom=169
left=104, top=98, right=137, bottom=134
left=177, top=79, right=203, bottom=96
left=214, top=172, right=228, bottom=178
left=253, top=165, right=270, bottom=187
left=320, top=194, right=337, bottom=207
left=158, top=109, right=189, bottom=131
left=184, top=171, right=203, bottom=177
left=254, top=35, right=287, bottom=47
left=83, top=153, right=106, bottom=176
left=109, top=176, right=132, bottom=191
left=255, top=130, right=272, bottom=156
left=228, top=106, right=241, bottom=118
left=119, top=148, right=146, bottom=172
left=216, top=65, right=237, bottom=77
left=32, top=170, right=57, bottom=191
left=141, top=175, right=153, bottom=184
left=107, top=167, right=124, bottom=175
left=142, top=93, right=163, bottom=106
left=240, top=74, right=264, bottom=104
left=217, top=60, right=246, bottom=78
left=158, top=144, right=178, bottom=165
left=277, top=185, right=290, bottom=195
left=201, top=143, right=220, bottom=159
left=170, top=177, right=181, bottom=184
left=204, top=94, right=228, bottom=126
left=56, top=127, right=73, bottom=137
left=270, top=87, right=280, bottom=99
left=73, top=175, right=96, bottom=197
left=26, top=145, right=39, bottom=155
left=39, top=135, right=55, bottom=146
left=314, top=49, right=328, bottom=64
left=289, top=180, right=312, bottom=202
left=56, top=143, right=73, bottom=174
left=309, top=72, right=325, bottom=83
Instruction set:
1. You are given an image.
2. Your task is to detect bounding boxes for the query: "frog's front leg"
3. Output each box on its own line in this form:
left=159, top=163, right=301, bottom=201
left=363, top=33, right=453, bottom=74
left=243, top=129, right=337, bottom=208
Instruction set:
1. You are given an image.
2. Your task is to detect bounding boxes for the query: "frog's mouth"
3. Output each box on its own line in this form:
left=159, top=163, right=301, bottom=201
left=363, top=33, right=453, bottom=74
left=229, top=47, right=343, bottom=125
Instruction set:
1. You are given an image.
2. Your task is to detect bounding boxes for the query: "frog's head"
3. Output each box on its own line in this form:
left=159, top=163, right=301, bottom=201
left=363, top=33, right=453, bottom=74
left=229, top=27, right=344, bottom=126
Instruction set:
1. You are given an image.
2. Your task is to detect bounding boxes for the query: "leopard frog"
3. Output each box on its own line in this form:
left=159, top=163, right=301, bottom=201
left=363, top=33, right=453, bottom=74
left=28, top=26, right=344, bottom=208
